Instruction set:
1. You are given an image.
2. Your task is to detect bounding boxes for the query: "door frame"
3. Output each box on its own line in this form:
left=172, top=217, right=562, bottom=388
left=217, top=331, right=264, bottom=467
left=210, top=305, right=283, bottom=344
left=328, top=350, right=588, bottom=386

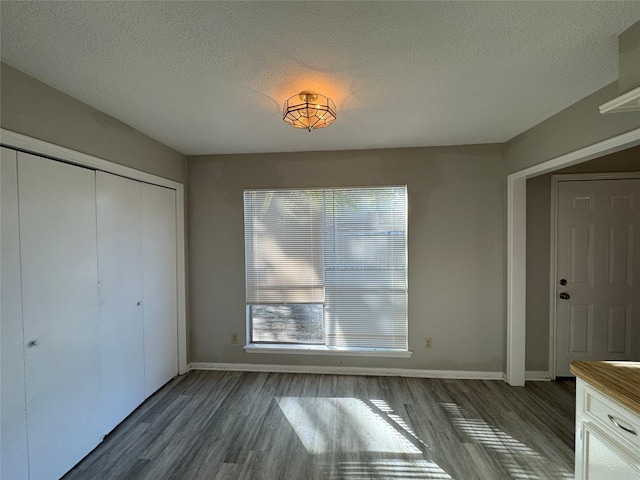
left=506, top=127, right=640, bottom=386
left=549, top=172, right=640, bottom=379
left=0, top=128, right=188, bottom=376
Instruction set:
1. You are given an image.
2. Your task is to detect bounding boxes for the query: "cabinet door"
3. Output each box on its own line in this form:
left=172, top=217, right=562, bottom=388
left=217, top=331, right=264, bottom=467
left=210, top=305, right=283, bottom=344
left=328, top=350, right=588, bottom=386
left=96, top=171, right=145, bottom=434
left=141, top=183, right=178, bottom=397
left=582, top=424, right=640, bottom=480
left=18, top=153, right=102, bottom=480
left=1, top=147, right=29, bottom=480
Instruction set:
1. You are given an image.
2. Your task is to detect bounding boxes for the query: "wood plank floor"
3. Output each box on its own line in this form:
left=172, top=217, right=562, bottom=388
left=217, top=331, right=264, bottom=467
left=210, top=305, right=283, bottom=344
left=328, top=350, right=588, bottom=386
left=63, top=371, right=576, bottom=480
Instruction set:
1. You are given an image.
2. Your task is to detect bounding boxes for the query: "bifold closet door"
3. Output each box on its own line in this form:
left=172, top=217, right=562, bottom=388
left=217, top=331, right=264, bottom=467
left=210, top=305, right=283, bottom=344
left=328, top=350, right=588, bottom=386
left=18, top=152, right=102, bottom=480
left=96, top=171, right=145, bottom=434
left=1, top=147, right=29, bottom=480
left=141, top=183, right=178, bottom=396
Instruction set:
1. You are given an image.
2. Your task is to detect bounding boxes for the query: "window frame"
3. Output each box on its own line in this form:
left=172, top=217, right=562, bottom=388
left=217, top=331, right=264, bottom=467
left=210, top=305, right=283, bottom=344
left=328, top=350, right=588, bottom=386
left=243, top=185, right=412, bottom=358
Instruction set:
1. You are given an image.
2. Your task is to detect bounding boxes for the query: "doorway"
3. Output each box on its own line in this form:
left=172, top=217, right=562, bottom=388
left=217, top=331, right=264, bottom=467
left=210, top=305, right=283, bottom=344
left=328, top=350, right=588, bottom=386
left=506, top=129, right=640, bottom=386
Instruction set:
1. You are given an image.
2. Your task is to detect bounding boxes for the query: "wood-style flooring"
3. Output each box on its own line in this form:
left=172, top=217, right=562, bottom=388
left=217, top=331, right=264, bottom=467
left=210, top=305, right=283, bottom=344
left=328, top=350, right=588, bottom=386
left=63, top=371, right=576, bottom=480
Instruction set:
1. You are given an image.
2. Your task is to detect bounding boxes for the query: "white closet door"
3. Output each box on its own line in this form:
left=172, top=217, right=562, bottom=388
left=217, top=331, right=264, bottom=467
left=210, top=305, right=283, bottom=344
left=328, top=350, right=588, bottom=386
left=96, top=172, right=145, bottom=434
left=141, top=183, right=178, bottom=397
left=18, top=153, right=102, bottom=480
left=1, top=147, right=29, bottom=480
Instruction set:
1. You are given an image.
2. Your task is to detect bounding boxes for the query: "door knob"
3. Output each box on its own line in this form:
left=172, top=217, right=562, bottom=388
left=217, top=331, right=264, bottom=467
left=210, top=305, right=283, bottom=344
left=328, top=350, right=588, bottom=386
left=559, top=292, right=570, bottom=300
left=28, top=339, right=40, bottom=347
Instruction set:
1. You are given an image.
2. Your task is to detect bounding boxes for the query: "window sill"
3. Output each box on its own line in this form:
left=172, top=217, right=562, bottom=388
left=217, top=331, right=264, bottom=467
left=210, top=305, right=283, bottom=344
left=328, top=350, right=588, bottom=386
left=243, top=344, right=413, bottom=358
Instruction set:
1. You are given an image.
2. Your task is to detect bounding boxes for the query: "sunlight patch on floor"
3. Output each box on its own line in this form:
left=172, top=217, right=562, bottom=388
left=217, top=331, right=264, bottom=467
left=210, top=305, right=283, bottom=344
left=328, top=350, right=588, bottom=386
left=441, top=403, right=573, bottom=480
left=369, top=399, right=429, bottom=450
left=276, top=397, right=422, bottom=455
left=323, top=459, right=453, bottom=479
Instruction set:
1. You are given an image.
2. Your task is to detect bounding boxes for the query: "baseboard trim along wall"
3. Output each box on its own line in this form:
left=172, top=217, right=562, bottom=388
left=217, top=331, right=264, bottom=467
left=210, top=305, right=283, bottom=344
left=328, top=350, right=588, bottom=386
left=524, top=371, right=552, bottom=381
left=188, top=362, right=506, bottom=380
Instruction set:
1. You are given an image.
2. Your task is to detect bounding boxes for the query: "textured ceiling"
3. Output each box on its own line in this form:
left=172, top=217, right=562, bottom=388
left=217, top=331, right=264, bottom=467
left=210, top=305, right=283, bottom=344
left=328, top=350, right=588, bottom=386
left=2, top=1, right=640, bottom=155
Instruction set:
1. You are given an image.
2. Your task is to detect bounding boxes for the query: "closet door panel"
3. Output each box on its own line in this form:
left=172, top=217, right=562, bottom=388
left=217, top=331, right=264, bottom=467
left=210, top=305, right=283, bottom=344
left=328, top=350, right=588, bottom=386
left=18, top=153, right=102, bottom=480
left=141, top=183, right=178, bottom=397
left=96, top=171, right=145, bottom=434
left=1, top=147, right=29, bottom=480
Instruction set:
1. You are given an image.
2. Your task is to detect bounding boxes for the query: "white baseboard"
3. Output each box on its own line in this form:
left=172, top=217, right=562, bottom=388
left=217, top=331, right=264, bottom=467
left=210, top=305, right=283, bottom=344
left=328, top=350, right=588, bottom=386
left=525, top=370, right=551, bottom=381
left=188, top=362, right=505, bottom=380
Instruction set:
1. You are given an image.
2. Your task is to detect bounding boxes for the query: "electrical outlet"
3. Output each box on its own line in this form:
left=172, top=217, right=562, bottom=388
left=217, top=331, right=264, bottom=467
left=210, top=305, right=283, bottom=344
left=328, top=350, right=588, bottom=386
left=424, top=337, right=432, bottom=349
left=231, top=333, right=239, bottom=345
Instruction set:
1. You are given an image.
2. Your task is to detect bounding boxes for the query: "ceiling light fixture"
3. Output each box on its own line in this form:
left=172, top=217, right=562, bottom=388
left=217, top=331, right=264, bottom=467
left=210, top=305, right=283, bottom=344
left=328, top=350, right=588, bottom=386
left=283, top=91, right=336, bottom=132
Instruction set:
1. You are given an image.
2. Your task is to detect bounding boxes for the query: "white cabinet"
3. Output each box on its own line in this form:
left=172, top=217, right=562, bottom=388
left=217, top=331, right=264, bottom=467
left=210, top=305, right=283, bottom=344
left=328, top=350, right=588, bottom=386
left=1, top=149, right=181, bottom=479
left=582, top=425, right=640, bottom=479
left=575, top=378, right=640, bottom=479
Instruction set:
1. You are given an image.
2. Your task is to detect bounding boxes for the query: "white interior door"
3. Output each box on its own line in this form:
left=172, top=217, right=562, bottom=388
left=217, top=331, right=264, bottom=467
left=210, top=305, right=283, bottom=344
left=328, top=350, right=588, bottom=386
left=1, top=147, right=29, bottom=480
left=141, top=183, right=178, bottom=397
left=96, top=171, right=145, bottom=434
left=18, top=152, right=102, bottom=480
left=555, top=178, right=640, bottom=377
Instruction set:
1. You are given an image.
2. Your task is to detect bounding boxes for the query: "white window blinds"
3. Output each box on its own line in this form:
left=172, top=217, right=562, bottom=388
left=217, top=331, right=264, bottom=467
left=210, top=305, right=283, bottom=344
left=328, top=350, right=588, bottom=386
left=244, top=186, right=408, bottom=351
left=244, top=189, right=325, bottom=304
left=323, top=187, right=407, bottom=349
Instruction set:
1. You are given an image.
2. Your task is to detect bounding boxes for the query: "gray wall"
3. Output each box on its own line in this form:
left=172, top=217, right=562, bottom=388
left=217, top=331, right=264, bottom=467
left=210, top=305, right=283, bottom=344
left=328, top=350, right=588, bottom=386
left=619, top=20, right=640, bottom=94
left=0, top=63, right=186, bottom=182
left=525, top=146, right=640, bottom=371
left=188, top=145, right=505, bottom=371
left=504, top=82, right=640, bottom=174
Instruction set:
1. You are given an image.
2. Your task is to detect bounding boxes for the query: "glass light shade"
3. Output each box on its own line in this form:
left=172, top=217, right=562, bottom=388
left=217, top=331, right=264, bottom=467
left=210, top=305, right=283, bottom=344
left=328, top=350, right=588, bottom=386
left=283, top=91, right=336, bottom=131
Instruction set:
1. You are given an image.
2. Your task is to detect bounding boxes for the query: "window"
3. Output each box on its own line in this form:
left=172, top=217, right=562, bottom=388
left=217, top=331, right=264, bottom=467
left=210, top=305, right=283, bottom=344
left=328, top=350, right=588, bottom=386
left=244, top=186, right=408, bottom=353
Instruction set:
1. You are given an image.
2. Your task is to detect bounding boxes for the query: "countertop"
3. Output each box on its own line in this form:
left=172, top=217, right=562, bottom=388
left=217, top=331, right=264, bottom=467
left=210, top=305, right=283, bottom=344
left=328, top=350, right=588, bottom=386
left=571, top=361, right=640, bottom=416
